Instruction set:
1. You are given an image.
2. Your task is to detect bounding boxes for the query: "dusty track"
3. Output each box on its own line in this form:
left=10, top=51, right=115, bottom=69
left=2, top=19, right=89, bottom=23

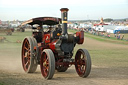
left=0, top=37, right=128, bottom=85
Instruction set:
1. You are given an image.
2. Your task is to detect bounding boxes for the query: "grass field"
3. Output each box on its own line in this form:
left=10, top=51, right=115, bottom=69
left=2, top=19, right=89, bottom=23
left=0, top=31, right=31, bottom=43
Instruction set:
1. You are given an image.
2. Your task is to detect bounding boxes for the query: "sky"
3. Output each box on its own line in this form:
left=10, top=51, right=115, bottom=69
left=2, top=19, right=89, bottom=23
left=0, top=0, right=128, bottom=21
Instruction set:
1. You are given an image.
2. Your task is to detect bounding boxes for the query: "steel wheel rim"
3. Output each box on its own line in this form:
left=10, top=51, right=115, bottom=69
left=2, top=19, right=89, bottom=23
left=75, top=51, right=86, bottom=76
left=22, top=39, right=31, bottom=72
left=41, top=52, right=49, bottom=78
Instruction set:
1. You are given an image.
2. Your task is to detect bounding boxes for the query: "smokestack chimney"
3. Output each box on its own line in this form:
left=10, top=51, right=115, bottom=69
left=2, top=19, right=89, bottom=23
left=60, top=8, right=69, bottom=35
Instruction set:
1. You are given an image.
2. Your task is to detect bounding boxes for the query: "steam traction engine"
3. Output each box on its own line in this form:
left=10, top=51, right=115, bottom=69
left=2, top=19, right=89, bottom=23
left=21, top=8, right=91, bottom=79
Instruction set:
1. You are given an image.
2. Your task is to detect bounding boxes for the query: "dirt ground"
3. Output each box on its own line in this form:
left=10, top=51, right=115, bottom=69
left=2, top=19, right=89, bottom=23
left=0, top=37, right=128, bottom=85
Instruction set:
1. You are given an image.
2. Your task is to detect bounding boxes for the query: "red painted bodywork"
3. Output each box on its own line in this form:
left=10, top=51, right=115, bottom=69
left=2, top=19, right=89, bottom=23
left=42, top=33, right=58, bottom=52
left=76, top=31, right=84, bottom=44
left=43, top=33, right=50, bottom=43
left=48, top=40, right=58, bottom=52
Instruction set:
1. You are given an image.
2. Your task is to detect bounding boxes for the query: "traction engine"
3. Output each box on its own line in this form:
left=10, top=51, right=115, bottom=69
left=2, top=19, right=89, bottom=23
left=21, top=8, right=91, bottom=79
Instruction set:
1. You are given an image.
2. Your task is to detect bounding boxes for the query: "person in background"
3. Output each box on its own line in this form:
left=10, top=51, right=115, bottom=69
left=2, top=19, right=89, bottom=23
left=102, top=32, right=104, bottom=37
left=118, top=34, right=120, bottom=39
left=107, top=33, right=110, bottom=38
left=114, top=34, right=117, bottom=37
left=121, top=34, right=124, bottom=40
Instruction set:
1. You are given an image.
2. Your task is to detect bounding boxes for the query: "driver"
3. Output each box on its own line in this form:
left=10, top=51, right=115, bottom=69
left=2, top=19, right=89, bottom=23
left=47, top=26, right=52, bottom=33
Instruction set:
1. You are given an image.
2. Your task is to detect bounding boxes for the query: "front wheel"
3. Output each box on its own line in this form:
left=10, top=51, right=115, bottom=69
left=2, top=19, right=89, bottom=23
left=75, top=49, right=91, bottom=78
left=40, top=49, right=55, bottom=79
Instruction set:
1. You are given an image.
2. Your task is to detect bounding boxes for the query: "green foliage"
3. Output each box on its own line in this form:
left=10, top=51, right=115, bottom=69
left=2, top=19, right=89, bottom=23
left=104, top=18, right=113, bottom=22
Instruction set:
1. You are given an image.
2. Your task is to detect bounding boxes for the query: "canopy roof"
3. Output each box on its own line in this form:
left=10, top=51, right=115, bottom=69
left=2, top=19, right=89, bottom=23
left=20, top=17, right=61, bottom=26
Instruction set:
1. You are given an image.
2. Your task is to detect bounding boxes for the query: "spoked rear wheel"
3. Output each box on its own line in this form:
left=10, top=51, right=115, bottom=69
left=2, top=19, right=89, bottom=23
left=75, top=49, right=91, bottom=78
left=21, top=37, right=38, bottom=73
left=40, top=49, right=55, bottom=79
